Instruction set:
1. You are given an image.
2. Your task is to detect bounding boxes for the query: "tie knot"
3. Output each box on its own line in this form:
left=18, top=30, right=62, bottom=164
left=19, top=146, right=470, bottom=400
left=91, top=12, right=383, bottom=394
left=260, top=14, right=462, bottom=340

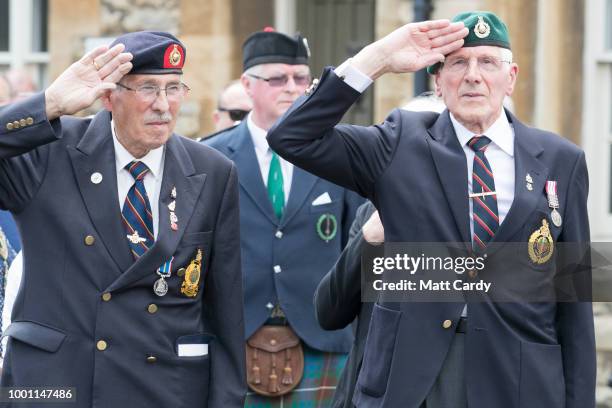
left=468, top=136, right=492, bottom=153
left=125, top=161, right=150, bottom=181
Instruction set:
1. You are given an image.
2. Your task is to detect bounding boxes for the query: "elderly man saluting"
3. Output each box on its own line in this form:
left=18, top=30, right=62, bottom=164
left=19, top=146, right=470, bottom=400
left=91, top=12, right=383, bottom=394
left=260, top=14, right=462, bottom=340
left=0, top=32, right=245, bottom=407
left=269, top=11, right=595, bottom=408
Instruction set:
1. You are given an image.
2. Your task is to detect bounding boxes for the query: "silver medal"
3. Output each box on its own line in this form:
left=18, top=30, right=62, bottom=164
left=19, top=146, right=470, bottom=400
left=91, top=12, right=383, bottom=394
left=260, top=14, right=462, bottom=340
left=153, top=277, right=168, bottom=296
left=551, top=208, right=562, bottom=227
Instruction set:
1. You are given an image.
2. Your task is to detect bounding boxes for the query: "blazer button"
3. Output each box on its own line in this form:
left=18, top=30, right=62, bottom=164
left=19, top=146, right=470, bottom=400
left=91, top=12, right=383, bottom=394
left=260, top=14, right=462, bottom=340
left=84, top=235, right=95, bottom=246
left=442, top=319, right=453, bottom=329
left=468, top=269, right=478, bottom=279
left=19, top=119, right=26, bottom=127
left=12, top=121, right=20, bottom=129
left=101, top=292, right=112, bottom=302
left=147, top=304, right=158, bottom=314
left=273, top=265, right=282, bottom=274
left=177, top=268, right=186, bottom=277
left=26, top=117, right=34, bottom=125
left=96, top=340, right=108, bottom=351
left=6, top=122, right=13, bottom=130
left=275, top=230, right=283, bottom=239
left=146, top=355, right=157, bottom=364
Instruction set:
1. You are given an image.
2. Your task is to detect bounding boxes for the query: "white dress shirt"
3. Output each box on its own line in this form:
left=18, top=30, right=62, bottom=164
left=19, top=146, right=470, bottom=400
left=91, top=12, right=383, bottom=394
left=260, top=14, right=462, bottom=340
left=112, top=121, right=165, bottom=239
left=247, top=114, right=293, bottom=199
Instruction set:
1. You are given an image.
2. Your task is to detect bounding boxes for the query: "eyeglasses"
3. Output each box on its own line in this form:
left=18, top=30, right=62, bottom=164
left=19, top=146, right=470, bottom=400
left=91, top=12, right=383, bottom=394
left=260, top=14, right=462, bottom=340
left=247, top=73, right=311, bottom=87
left=116, top=82, right=190, bottom=102
left=218, top=107, right=250, bottom=121
left=442, top=56, right=511, bottom=74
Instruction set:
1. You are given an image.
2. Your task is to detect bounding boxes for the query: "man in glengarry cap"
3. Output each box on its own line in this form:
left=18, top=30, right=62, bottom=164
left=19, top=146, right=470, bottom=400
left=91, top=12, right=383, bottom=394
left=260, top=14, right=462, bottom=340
left=0, top=31, right=246, bottom=407
left=206, top=28, right=363, bottom=407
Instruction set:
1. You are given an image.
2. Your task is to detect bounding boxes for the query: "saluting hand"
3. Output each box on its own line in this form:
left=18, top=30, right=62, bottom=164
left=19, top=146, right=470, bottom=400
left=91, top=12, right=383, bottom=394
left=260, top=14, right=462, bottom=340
left=362, top=211, right=385, bottom=244
left=45, top=44, right=133, bottom=120
left=352, top=20, right=468, bottom=80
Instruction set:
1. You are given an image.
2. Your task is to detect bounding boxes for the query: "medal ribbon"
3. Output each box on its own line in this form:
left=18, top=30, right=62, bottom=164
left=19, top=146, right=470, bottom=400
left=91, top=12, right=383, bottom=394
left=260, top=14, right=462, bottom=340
left=545, top=181, right=559, bottom=208
left=157, top=257, right=174, bottom=277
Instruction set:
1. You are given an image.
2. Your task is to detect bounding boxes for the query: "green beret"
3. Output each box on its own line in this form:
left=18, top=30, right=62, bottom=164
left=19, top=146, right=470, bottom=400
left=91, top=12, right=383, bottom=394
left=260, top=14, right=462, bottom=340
left=427, top=11, right=511, bottom=75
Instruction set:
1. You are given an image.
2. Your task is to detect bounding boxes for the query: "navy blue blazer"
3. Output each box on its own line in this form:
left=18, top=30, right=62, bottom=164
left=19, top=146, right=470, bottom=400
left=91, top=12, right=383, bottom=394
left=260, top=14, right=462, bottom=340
left=268, top=68, right=595, bottom=408
left=205, top=121, right=363, bottom=352
left=0, top=94, right=246, bottom=407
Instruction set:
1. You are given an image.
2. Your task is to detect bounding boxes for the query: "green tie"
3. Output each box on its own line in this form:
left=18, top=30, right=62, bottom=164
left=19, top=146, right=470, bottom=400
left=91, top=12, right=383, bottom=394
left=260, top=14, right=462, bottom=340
left=267, top=151, right=285, bottom=219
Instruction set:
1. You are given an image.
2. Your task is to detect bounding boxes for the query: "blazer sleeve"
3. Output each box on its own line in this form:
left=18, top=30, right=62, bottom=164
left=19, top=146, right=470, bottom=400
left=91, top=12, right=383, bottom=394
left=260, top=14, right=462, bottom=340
left=554, top=151, right=595, bottom=408
left=205, top=164, right=247, bottom=406
left=267, top=68, right=401, bottom=199
left=315, top=201, right=376, bottom=330
left=0, top=93, right=62, bottom=212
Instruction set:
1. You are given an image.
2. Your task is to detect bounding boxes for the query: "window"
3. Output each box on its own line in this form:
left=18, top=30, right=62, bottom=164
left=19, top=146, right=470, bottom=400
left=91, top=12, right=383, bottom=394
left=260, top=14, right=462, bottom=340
left=0, top=0, right=9, bottom=52
left=0, top=0, right=49, bottom=88
left=32, top=0, right=48, bottom=53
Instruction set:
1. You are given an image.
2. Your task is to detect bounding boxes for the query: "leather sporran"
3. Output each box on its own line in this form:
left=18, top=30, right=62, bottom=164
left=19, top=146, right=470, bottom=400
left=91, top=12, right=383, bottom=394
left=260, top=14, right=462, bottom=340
left=246, top=325, right=304, bottom=396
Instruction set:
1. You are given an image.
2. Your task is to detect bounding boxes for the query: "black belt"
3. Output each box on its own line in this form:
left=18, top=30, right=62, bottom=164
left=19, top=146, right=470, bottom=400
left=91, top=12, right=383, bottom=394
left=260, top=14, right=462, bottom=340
left=456, top=317, right=468, bottom=333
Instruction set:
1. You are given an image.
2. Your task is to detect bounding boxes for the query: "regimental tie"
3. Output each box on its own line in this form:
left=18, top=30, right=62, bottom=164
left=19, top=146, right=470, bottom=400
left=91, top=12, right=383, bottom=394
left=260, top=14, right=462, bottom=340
left=468, top=136, right=499, bottom=252
left=122, top=161, right=155, bottom=259
left=267, top=151, right=285, bottom=219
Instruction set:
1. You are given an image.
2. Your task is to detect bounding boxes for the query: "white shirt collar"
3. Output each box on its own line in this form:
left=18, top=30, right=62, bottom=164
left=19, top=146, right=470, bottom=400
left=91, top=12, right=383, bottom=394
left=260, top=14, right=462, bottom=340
left=450, top=110, right=514, bottom=157
left=246, top=113, right=271, bottom=155
left=111, top=119, right=165, bottom=178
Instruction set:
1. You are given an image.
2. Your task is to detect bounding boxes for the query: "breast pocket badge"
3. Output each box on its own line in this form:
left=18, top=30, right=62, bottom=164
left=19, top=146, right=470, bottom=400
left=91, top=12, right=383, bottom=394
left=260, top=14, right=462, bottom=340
left=528, top=219, right=554, bottom=264
left=316, top=213, right=337, bottom=242
left=181, top=248, right=203, bottom=298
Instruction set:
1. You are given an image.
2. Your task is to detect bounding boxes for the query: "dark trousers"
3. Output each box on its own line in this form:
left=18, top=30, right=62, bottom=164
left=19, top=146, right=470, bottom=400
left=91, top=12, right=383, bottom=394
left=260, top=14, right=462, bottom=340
left=422, top=332, right=467, bottom=408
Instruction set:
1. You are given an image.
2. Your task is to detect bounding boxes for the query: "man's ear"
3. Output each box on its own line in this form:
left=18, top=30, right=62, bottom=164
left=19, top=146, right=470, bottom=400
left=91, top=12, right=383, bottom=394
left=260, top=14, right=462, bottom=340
left=100, top=89, right=113, bottom=111
left=241, top=74, right=254, bottom=99
left=434, top=74, right=443, bottom=97
left=505, top=63, right=519, bottom=96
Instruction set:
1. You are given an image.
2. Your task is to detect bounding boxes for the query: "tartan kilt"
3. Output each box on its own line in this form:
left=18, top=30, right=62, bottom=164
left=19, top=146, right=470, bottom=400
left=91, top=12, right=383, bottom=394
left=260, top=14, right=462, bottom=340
left=244, top=344, right=348, bottom=408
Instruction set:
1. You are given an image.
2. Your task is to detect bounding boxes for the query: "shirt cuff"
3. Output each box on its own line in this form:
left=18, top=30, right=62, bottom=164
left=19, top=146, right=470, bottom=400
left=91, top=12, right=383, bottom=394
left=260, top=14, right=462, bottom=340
left=334, top=59, right=374, bottom=93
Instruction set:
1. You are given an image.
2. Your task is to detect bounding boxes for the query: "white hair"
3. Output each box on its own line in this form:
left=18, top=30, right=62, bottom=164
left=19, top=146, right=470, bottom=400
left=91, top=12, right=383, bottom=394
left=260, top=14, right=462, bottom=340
left=243, top=65, right=264, bottom=85
left=500, top=48, right=513, bottom=63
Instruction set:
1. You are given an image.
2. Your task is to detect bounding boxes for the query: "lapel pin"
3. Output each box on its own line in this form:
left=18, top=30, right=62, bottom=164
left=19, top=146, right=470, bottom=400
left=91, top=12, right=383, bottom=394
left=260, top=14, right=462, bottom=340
left=171, top=186, right=177, bottom=199
left=526, top=173, right=533, bottom=184
left=526, top=183, right=533, bottom=191
left=168, top=201, right=176, bottom=212
left=170, top=210, right=178, bottom=231
left=90, top=172, right=103, bottom=184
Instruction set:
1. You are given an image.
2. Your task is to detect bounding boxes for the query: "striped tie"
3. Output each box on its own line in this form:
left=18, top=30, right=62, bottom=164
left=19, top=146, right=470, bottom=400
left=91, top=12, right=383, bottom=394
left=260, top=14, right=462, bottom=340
left=468, top=136, right=499, bottom=252
left=122, top=161, right=155, bottom=259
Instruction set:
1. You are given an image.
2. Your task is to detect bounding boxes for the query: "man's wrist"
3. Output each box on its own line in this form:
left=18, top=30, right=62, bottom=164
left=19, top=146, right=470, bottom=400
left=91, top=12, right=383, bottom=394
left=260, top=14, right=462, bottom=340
left=351, top=43, right=388, bottom=80
left=44, top=89, right=63, bottom=121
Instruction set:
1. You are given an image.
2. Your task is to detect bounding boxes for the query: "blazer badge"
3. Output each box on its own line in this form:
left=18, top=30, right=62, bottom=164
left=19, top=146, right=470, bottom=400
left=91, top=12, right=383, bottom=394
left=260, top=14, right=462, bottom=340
left=528, top=219, right=554, bottom=264
left=181, top=249, right=202, bottom=297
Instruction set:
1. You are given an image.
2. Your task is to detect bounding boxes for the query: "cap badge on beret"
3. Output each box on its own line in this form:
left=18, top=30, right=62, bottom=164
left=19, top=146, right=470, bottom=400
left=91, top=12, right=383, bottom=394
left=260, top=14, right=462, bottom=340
left=164, top=43, right=184, bottom=69
left=474, top=16, right=491, bottom=39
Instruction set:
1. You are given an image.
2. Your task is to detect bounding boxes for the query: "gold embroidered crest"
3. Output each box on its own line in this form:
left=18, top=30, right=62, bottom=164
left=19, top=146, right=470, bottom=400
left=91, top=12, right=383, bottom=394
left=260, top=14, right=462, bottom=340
left=528, top=219, right=554, bottom=264
left=181, top=249, right=202, bottom=297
